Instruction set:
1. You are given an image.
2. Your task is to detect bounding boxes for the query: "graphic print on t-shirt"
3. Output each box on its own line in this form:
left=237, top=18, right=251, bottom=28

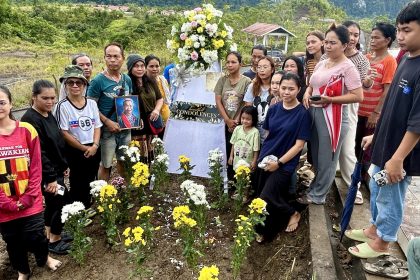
left=69, top=116, right=95, bottom=131
left=225, top=89, right=240, bottom=112
left=253, top=95, right=272, bottom=124
left=0, top=144, right=30, bottom=197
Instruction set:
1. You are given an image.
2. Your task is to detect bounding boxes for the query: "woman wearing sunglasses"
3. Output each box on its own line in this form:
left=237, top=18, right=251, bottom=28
left=54, top=65, right=102, bottom=214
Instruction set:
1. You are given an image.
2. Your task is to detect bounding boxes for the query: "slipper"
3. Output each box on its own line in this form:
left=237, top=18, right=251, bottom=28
left=79, top=218, right=92, bottom=227
left=300, top=169, right=315, bottom=181
left=349, top=242, right=389, bottom=258
left=363, top=259, right=409, bottom=279
left=61, top=232, right=73, bottom=242
left=344, top=229, right=372, bottom=243
left=355, top=190, right=364, bottom=205
left=297, top=165, right=310, bottom=176
left=300, top=180, right=311, bottom=188
left=48, top=240, right=70, bottom=255
left=85, top=208, right=97, bottom=219
left=383, top=255, right=408, bottom=270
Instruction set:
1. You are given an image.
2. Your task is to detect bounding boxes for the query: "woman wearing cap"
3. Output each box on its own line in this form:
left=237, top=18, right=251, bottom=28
left=54, top=65, right=102, bottom=213
left=0, top=85, right=62, bottom=280
left=127, top=54, right=163, bottom=162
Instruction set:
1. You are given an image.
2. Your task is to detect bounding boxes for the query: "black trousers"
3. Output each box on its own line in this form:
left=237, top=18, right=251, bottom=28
left=43, top=176, right=70, bottom=235
left=256, top=169, right=306, bottom=240
left=66, top=145, right=100, bottom=208
left=225, top=125, right=234, bottom=181
left=0, top=213, right=48, bottom=274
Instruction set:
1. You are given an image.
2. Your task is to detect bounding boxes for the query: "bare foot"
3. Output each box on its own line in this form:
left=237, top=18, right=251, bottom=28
left=46, top=256, right=62, bottom=271
left=18, top=272, right=29, bottom=280
left=285, top=212, right=301, bottom=233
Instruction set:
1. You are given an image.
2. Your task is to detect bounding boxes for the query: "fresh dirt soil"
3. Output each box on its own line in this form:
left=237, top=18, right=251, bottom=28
left=0, top=175, right=312, bottom=280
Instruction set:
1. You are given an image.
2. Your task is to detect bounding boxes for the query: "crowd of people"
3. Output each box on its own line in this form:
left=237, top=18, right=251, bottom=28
left=0, top=1, right=420, bottom=279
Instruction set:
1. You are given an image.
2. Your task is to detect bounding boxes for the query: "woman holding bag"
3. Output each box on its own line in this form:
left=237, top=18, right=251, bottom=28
left=299, top=24, right=363, bottom=205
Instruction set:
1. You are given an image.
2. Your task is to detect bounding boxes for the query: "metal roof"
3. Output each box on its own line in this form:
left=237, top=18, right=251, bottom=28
left=242, top=23, right=296, bottom=37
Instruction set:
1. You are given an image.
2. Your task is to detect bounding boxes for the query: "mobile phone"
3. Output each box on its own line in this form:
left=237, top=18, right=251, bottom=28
left=373, top=169, right=406, bottom=187
left=56, top=184, right=65, bottom=196
left=309, top=96, right=321, bottom=101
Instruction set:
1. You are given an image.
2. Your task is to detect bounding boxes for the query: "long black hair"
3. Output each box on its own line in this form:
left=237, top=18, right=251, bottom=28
left=128, top=61, right=160, bottom=100
left=0, top=85, right=14, bottom=120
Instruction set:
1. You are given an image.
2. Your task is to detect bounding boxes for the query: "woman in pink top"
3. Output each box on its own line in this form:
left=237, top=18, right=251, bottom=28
left=0, top=86, right=62, bottom=279
left=299, top=24, right=363, bottom=204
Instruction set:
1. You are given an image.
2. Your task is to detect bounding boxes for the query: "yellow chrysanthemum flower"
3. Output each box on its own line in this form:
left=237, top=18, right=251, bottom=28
left=97, top=205, right=104, bottom=213
left=124, top=238, right=133, bottom=247
left=178, top=155, right=191, bottom=164
left=99, top=184, right=118, bottom=198
left=123, top=227, right=131, bottom=237
left=137, top=206, right=154, bottom=216
left=198, top=265, right=219, bottom=280
left=172, top=205, right=191, bottom=220
left=220, top=30, right=227, bottom=38
left=197, top=27, right=204, bottom=33
left=249, top=198, right=267, bottom=214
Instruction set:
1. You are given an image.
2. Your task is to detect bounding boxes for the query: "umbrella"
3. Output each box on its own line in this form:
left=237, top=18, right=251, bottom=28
left=319, top=74, right=344, bottom=157
left=339, top=151, right=364, bottom=241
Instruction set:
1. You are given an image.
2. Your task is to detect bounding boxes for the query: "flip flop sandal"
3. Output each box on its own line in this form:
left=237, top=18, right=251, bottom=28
left=297, top=165, right=310, bottom=176
left=61, top=232, right=73, bottom=242
left=345, top=229, right=372, bottom=243
left=48, top=239, right=70, bottom=255
left=382, top=255, right=408, bottom=270
left=300, top=180, right=311, bottom=188
left=363, top=260, right=409, bottom=279
left=349, top=242, right=389, bottom=259
left=301, top=169, right=315, bottom=181
left=354, top=190, right=364, bottom=205
left=85, top=208, right=97, bottom=218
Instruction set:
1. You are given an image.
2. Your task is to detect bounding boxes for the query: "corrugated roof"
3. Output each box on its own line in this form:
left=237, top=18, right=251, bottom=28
left=242, top=22, right=296, bottom=37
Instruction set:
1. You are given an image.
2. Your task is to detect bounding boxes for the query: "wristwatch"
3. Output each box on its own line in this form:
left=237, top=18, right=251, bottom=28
left=277, top=159, right=284, bottom=167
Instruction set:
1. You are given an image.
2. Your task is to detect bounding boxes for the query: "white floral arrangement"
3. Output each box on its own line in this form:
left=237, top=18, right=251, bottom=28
left=153, top=153, right=170, bottom=166
left=167, top=3, right=237, bottom=74
left=119, top=145, right=141, bottom=163
left=208, top=148, right=224, bottom=167
left=180, top=179, right=210, bottom=208
left=151, top=137, right=166, bottom=156
left=90, top=180, right=108, bottom=197
left=61, top=201, right=85, bottom=223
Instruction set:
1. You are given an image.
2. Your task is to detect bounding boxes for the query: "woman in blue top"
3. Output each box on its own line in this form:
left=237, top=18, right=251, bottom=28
left=256, top=73, right=311, bottom=242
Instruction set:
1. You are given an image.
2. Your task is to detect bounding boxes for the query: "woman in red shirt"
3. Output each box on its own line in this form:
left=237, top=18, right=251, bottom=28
left=0, top=86, right=61, bottom=280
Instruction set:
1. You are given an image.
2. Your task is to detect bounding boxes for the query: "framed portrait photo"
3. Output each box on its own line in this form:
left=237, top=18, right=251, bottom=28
left=115, top=95, right=141, bottom=130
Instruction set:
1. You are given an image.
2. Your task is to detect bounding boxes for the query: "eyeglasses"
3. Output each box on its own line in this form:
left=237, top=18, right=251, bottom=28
left=257, top=66, right=271, bottom=71
left=65, top=80, right=85, bottom=87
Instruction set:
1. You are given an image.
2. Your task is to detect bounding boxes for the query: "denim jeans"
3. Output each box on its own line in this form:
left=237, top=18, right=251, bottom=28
left=408, top=237, right=420, bottom=280
left=369, top=164, right=411, bottom=242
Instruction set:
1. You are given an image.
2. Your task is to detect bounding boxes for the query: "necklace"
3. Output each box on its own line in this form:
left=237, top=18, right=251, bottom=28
left=105, top=69, right=121, bottom=83
left=32, top=105, right=48, bottom=117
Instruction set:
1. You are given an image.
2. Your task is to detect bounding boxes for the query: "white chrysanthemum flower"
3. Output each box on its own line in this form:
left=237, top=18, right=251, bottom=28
left=90, top=180, right=107, bottom=197
left=61, top=201, right=85, bottom=223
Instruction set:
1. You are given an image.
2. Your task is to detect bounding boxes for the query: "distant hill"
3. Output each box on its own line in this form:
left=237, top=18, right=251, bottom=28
left=37, top=0, right=412, bottom=19
left=329, top=0, right=412, bottom=19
